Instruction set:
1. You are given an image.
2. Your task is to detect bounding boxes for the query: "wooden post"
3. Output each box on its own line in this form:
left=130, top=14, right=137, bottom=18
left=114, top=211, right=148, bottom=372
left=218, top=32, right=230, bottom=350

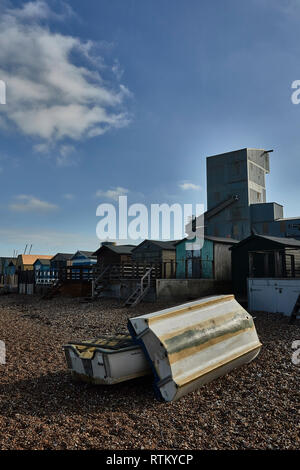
left=274, top=251, right=280, bottom=277
left=291, top=255, right=296, bottom=277
left=25, top=270, right=28, bottom=295
left=249, top=253, right=254, bottom=277
left=264, top=253, right=269, bottom=277
left=282, top=252, right=287, bottom=278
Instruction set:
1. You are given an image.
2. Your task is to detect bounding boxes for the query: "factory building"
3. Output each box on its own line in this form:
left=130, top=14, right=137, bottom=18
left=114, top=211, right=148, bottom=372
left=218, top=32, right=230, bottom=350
left=205, top=148, right=300, bottom=240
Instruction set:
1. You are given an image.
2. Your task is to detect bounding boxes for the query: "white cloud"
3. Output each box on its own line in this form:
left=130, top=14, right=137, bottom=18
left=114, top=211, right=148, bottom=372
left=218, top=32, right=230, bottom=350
left=59, top=145, right=75, bottom=157
left=179, top=182, right=201, bottom=191
left=63, top=193, right=75, bottom=200
left=33, top=141, right=78, bottom=166
left=0, top=1, right=131, bottom=148
left=96, top=186, right=129, bottom=201
left=112, top=59, right=124, bottom=81
left=7, top=0, right=74, bottom=21
left=56, top=144, right=78, bottom=167
left=33, top=142, right=50, bottom=154
left=9, top=195, right=58, bottom=212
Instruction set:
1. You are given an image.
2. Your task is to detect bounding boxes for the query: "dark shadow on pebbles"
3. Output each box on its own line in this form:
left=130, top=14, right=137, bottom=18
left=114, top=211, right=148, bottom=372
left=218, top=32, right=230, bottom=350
left=0, top=371, right=156, bottom=418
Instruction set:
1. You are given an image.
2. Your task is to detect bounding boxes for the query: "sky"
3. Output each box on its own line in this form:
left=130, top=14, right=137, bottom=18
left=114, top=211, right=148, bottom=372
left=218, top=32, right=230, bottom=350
left=1, top=0, right=300, bottom=256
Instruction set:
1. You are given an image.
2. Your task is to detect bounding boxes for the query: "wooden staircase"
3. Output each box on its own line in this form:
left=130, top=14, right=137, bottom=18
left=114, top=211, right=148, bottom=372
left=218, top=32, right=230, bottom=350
left=92, top=265, right=111, bottom=299
left=289, top=294, right=300, bottom=324
left=124, top=267, right=154, bottom=307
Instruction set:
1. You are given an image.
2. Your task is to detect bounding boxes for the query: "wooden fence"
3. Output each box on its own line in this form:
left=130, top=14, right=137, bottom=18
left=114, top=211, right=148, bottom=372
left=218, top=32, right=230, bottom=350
left=56, top=260, right=214, bottom=282
left=15, top=259, right=215, bottom=293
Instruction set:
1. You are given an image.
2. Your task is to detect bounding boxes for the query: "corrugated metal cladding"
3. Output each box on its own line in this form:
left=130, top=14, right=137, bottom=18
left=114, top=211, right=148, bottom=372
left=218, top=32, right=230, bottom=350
left=128, top=295, right=262, bottom=402
left=206, top=148, right=270, bottom=240
left=213, top=243, right=232, bottom=280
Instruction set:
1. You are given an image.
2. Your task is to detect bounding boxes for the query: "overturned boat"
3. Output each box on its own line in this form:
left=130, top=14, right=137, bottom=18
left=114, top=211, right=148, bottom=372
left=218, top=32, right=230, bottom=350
left=63, top=333, right=151, bottom=385
left=128, top=295, right=262, bottom=402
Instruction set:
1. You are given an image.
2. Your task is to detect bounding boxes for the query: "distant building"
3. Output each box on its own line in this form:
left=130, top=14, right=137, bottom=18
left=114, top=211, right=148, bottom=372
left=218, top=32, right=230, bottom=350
left=50, top=253, right=73, bottom=270
left=205, top=148, right=300, bottom=240
left=231, top=234, right=300, bottom=295
left=6, top=259, right=16, bottom=276
left=71, top=251, right=97, bottom=266
left=93, top=242, right=135, bottom=267
left=132, top=240, right=178, bottom=278
left=16, top=254, right=53, bottom=271
left=33, top=258, right=51, bottom=272
left=250, top=203, right=300, bottom=239
left=0, top=257, right=16, bottom=284
left=0, top=257, right=16, bottom=276
left=175, top=236, right=238, bottom=280
left=206, top=148, right=271, bottom=240
left=132, top=240, right=177, bottom=264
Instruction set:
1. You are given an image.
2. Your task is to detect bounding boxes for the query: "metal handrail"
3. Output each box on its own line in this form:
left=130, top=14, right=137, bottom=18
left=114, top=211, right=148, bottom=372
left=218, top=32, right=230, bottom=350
left=140, top=267, right=153, bottom=294
left=95, top=264, right=111, bottom=283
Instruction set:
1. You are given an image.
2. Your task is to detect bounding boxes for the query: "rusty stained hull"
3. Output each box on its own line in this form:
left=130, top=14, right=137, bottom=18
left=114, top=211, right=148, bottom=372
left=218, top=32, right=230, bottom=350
left=128, top=295, right=262, bottom=401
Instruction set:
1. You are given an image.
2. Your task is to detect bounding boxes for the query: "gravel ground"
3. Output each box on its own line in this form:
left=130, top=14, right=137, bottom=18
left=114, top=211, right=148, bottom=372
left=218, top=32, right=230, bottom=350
left=0, top=293, right=299, bottom=450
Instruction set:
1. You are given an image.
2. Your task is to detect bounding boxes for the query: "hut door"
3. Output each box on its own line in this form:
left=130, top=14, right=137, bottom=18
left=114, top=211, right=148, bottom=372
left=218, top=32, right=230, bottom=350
left=252, top=252, right=265, bottom=277
left=192, top=258, right=201, bottom=278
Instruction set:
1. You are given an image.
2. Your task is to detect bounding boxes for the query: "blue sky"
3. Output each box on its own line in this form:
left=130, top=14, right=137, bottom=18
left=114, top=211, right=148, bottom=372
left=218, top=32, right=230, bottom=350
left=1, top=0, right=300, bottom=256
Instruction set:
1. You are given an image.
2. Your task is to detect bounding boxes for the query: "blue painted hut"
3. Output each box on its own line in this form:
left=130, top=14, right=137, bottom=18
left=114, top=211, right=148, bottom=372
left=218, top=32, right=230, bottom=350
left=71, top=251, right=97, bottom=266
left=33, top=258, right=51, bottom=272
left=0, top=257, right=16, bottom=283
left=175, top=236, right=238, bottom=280
left=0, top=257, right=16, bottom=276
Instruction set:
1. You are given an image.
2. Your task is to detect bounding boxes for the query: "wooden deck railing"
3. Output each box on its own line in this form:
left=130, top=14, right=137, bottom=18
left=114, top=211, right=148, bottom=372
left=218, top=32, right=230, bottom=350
left=56, top=260, right=214, bottom=282
left=17, top=258, right=215, bottom=287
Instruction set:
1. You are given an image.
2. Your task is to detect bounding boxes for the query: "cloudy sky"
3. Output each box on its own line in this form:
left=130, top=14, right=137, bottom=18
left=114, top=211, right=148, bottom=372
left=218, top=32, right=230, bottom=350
left=1, top=0, right=300, bottom=255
